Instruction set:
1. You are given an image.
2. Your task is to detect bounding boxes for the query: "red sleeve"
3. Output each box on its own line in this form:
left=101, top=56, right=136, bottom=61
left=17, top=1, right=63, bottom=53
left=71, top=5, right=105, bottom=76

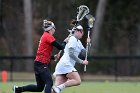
left=46, top=34, right=56, bottom=44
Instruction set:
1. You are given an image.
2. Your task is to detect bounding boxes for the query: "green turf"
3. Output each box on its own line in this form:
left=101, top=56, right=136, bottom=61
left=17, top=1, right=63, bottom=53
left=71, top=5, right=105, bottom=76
left=0, top=81, right=140, bottom=93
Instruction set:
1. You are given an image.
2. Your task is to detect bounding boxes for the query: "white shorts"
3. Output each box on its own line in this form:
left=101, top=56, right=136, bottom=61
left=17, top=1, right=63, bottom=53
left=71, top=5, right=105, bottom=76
left=53, top=62, right=77, bottom=77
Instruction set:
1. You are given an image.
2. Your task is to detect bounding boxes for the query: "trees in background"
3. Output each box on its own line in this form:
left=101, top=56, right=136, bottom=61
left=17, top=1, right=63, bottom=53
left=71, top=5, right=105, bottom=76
left=0, top=0, right=140, bottom=75
left=99, top=0, right=140, bottom=75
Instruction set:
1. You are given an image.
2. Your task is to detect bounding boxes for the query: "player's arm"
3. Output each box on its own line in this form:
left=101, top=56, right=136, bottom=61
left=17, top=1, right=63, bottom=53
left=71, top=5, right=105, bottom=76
left=69, top=47, right=83, bottom=64
left=51, top=40, right=66, bottom=50
left=69, top=48, right=88, bottom=65
left=50, top=40, right=66, bottom=60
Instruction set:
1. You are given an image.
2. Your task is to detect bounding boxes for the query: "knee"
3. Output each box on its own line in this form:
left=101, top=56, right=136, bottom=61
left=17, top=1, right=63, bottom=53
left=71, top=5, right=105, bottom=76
left=37, top=84, right=45, bottom=92
left=38, top=89, right=43, bottom=92
left=76, top=79, right=81, bottom=85
left=46, top=79, right=53, bottom=87
left=37, top=87, right=44, bottom=92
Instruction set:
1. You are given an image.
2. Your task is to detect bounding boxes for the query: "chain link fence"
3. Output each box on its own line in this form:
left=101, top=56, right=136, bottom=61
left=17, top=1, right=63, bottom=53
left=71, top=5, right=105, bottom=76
left=0, top=55, right=140, bottom=82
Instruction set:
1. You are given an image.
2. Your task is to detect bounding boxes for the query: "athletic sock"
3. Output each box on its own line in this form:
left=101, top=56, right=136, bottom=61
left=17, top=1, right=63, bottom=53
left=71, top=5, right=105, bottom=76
left=57, top=84, right=65, bottom=90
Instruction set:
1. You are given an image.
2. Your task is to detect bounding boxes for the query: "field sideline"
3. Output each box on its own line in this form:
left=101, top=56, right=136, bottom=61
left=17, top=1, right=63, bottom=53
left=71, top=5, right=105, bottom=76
left=0, top=81, right=140, bottom=93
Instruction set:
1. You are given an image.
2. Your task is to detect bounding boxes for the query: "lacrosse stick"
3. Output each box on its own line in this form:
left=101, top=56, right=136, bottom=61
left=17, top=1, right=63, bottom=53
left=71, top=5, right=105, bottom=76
left=54, top=29, right=73, bottom=62
left=71, top=5, right=89, bottom=28
left=84, top=14, right=95, bottom=72
left=77, top=5, right=89, bottom=21
left=54, top=5, right=89, bottom=62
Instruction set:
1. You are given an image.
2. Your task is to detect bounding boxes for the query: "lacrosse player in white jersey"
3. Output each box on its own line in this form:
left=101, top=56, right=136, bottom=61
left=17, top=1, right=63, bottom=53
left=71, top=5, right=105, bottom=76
left=52, top=25, right=91, bottom=93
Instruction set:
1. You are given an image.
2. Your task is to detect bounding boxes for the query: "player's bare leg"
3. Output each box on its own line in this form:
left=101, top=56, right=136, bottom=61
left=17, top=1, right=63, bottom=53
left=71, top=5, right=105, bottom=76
left=54, top=75, right=67, bottom=86
left=53, top=71, right=81, bottom=93
left=52, top=75, right=67, bottom=93
left=65, top=72, right=81, bottom=87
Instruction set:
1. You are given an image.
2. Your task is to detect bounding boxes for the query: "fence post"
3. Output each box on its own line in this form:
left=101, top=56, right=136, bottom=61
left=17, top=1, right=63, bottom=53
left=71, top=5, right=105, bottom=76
left=114, top=60, right=118, bottom=81
left=10, top=59, right=14, bottom=81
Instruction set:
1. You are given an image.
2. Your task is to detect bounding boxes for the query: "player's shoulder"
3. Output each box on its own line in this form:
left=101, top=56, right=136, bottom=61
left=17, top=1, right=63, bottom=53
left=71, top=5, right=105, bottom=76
left=69, top=36, right=77, bottom=40
left=42, top=32, right=55, bottom=43
left=43, top=32, right=55, bottom=38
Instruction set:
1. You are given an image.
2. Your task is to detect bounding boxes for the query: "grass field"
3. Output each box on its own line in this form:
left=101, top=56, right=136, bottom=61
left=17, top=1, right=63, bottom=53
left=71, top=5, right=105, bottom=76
left=0, top=81, right=140, bottom=93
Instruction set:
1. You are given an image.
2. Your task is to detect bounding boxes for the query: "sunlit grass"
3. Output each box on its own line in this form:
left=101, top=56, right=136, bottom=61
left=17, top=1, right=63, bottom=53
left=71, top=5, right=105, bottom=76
left=0, top=81, right=140, bottom=93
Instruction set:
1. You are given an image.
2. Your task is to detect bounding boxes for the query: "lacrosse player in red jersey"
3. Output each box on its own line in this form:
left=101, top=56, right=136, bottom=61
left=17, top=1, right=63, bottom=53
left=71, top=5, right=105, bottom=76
left=52, top=25, right=91, bottom=93
left=13, top=20, right=69, bottom=93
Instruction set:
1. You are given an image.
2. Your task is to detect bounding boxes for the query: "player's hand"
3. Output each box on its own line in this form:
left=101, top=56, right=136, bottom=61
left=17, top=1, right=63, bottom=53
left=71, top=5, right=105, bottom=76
left=86, top=37, right=91, bottom=43
left=82, top=60, right=89, bottom=65
left=54, top=54, right=60, bottom=62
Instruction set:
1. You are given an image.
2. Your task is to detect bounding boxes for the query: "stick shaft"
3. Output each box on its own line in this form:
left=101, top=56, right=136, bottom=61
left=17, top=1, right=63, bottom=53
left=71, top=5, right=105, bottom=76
left=84, top=30, right=90, bottom=72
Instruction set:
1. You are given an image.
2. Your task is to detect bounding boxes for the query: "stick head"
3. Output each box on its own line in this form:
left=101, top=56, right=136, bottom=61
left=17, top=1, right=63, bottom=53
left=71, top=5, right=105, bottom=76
left=86, top=14, right=95, bottom=28
left=77, top=5, right=89, bottom=22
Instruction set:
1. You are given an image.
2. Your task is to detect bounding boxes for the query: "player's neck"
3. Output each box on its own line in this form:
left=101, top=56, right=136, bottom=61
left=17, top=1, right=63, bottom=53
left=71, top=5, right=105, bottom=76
left=74, top=35, right=79, bottom=41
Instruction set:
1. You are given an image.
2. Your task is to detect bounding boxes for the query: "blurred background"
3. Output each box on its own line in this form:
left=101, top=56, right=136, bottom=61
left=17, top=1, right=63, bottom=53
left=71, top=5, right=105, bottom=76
left=0, top=0, right=140, bottom=82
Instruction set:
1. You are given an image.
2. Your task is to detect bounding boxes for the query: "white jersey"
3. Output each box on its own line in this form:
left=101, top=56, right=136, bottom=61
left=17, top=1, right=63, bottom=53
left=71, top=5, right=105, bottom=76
left=54, top=36, right=84, bottom=75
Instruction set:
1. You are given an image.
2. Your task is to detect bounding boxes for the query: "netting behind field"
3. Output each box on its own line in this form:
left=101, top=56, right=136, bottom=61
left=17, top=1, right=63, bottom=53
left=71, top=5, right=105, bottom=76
left=0, top=55, right=140, bottom=81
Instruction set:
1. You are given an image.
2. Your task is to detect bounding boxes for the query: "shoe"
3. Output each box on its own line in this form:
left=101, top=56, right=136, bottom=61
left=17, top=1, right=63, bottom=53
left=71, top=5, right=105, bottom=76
left=13, top=85, right=21, bottom=93
left=52, top=86, right=61, bottom=93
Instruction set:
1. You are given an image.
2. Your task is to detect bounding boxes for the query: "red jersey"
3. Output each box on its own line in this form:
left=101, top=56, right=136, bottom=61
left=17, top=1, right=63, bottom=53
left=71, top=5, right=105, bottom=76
left=35, top=32, right=55, bottom=64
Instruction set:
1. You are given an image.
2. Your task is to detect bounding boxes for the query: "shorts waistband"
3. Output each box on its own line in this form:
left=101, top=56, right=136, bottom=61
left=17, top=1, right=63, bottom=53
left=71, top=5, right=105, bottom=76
left=35, top=61, right=48, bottom=66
